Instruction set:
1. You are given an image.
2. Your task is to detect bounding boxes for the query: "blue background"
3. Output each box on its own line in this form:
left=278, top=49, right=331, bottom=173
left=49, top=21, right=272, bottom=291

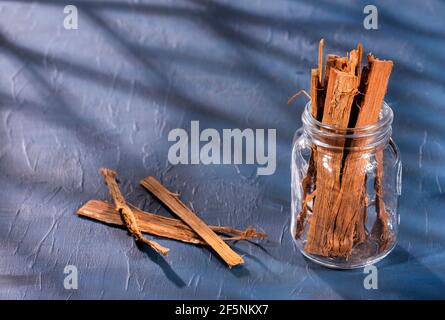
left=0, top=0, right=444, bottom=299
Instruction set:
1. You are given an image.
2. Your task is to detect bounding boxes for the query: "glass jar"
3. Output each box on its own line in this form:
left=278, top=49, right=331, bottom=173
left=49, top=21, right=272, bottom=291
left=291, top=102, right=402, bottom=269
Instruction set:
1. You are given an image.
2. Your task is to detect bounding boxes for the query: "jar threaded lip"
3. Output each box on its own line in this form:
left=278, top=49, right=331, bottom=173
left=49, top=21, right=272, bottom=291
left=302, top=101, right=394, bottom=150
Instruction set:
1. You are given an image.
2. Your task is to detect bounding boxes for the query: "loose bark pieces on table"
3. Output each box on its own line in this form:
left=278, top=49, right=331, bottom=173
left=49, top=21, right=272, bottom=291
left=140, top=176, right=245, bottom=268
left=77, top=199, right=267, bottom=245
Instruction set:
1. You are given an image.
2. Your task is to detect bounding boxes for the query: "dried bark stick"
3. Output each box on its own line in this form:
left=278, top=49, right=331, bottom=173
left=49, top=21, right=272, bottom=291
left=100, top=168, right=169, bottom=256
left=294, top=69, right=320, bottom=238
left=358, top=55, right=394, bottom=251
left=352, top=56, right=392, bottom=251
left=294, top=40, right=325, bottom=238
left=354, top=55, right=393, bottom=127
left=77, top=200, right=267, bottom=245
left=140, top=176, right=244, bottom=267
left=311, top=69, right=321, bottom=120
left=318, top=38, right=324, bottom=83
left=304, top=67, right=359, bottom=256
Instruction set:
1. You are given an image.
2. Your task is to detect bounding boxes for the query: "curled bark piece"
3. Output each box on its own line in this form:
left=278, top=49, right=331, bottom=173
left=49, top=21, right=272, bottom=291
left=77, top=200, right=267, bottom=245
left=211, top=226, right=267, bottom=240
left=287, top=89, right=311, bottom=105
left=140, top=176, right=244, bottom=268
left=100, top=168, right=169, bottom=256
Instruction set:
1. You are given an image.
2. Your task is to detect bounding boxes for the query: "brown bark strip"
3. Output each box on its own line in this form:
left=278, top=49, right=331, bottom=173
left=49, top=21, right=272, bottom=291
left=318, top=39, right=324, bottom=84
left=372, top=150, right=393, bottom=252
left=100, top=168, right=169, bottom=256
left=325, top=157, right=369, bottom=255
left=322, top=68, right=358, bottom=129
left=304, top=67, right=359, bottom=256
left=293, top=154, right=316, bottom=239
left=140, top=176, right=244, bottom=267
left=355, top=55, right=393, bottom=127
left=355, top=43, right=363, bottom=81
left=294, top=58, right=323, bottom=238
left=354, top=191, right=368, bottom=244
left=323, top=55, right=337, bottom=86
left=357, top=56, right=393, bottom=251
left=326, top=55, right=349, bottom=74
left=77, top=200, right=267, bottom=245
left=310, top=69, right=320, bottom=120
left=360, top=55, right=394, bottom=251
left=347, top=44, right=362, bottom=77
left=293, top=70, right=319, bottom=238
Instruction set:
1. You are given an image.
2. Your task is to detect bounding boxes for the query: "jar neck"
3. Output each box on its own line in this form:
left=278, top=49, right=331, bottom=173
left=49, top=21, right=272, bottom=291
left=302, top=102, right=393, bottom=151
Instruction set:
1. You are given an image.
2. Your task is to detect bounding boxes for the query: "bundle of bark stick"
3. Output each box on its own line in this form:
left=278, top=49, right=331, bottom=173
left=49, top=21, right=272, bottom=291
left=77, top=168, right=266, bottom=268
left=294, top=40, right=394, bottom=258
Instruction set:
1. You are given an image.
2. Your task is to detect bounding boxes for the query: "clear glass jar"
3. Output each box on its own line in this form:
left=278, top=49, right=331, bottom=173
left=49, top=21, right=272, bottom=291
left=291, top=102, right=402, bottom=269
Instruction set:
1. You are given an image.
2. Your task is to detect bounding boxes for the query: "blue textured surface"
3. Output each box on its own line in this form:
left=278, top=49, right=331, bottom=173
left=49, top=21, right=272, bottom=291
left=1, top=0, right=444, bottom=299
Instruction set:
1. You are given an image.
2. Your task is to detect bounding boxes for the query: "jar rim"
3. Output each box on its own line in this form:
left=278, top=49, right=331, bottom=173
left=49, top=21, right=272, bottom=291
left=302, top=101, right=393, bottom=136
left=301, top=101, right=394, bottom=150
left=302, top=101, right=394, bottom=132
